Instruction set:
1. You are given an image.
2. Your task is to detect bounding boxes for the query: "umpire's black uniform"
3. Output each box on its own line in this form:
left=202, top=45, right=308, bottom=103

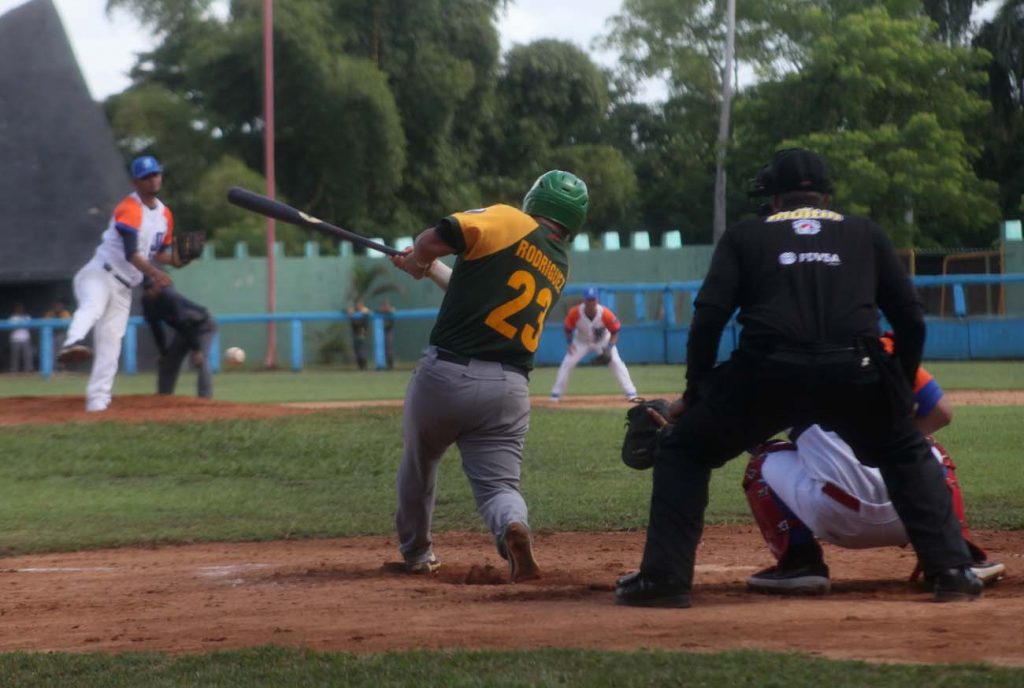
left=142, top=286, right=216, bottom=399
left=616, top=149, right=980, bottom=607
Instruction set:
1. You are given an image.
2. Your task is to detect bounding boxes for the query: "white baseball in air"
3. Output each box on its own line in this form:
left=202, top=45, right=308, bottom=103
left=225, top=346, right=246, bottom=365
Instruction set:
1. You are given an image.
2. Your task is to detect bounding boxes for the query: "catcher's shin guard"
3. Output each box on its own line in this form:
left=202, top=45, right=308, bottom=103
left=744, top=442, right=816, bottom=561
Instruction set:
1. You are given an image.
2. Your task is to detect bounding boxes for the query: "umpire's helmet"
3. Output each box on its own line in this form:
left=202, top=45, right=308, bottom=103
left=752, top=148, right=833, bottom=196
left=522, top=170, right=589, bottom=235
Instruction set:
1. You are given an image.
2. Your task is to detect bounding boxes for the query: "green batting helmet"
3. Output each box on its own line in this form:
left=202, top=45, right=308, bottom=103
left=522, top=170, right=589, bottom=234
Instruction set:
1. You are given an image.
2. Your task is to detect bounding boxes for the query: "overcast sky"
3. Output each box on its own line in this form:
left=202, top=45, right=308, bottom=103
left=0, top=0, right=1005, bottom=102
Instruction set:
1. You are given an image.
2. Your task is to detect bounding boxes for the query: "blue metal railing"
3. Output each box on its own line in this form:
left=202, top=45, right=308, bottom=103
left=3, top=274, right=1023, bottom=377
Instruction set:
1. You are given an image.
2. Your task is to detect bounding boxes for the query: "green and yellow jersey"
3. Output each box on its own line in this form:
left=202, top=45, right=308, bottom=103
left=430, top=204, right=570, bottom=370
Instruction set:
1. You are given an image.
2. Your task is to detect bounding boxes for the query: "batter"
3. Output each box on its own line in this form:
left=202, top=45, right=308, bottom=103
left=390, top=170, right=588, bottom=582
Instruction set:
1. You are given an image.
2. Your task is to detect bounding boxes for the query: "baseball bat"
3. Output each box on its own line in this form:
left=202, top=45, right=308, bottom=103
left=226, top=187, right=401, bottom=257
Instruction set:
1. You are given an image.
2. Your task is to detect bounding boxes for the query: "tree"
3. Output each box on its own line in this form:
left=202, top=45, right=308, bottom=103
left=732, top=7, right=999, bottom=246
left=105, top=0, right=506, bottom=237
left=974, top=0, right=1024, bottom=218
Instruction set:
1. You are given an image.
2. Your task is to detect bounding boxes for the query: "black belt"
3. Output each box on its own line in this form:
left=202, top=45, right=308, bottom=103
left=103, top=263, right=132, bottom=288
left=435, top=349, right=529, bottom=379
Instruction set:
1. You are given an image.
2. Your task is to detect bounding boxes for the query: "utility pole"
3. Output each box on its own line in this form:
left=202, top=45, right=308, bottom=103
left=712, top=0, right=736, bottom=243
left=263, top=0, right=278, bottom=367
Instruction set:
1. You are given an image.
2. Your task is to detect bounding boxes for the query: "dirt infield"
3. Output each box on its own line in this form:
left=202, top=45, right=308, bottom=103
left=0, top=528, right=1021, bottom=664
left=2, top=390, right=1021, bottom=425
left=0, top=395, right=316, bottom=425
left=1, top=393, right=1022, bottom=664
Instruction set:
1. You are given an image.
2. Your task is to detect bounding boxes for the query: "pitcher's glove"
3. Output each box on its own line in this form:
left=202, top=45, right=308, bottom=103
left=621, top=398, right=671, bottom=470
left=173, top=231, right=206, bottom=266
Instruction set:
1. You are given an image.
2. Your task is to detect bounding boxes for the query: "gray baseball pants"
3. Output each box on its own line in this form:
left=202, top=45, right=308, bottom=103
left=396, top=346, right=531, bottom=567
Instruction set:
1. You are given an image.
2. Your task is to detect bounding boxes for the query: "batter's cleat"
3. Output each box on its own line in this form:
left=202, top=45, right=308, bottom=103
left=971, top=560, right=1006, bottom=585
left=931, top=566, right=983, bottom=602
left=549, top=394, right=561, bottom=403
left=614, top=571, right=691, bottom=608
left=746, top=562, right=831, bottom=595
left=57, top=341, right=92, bottom=364
left=504, top=522, right=541, bottom=582
left=404, top=553, right=440, bottom=574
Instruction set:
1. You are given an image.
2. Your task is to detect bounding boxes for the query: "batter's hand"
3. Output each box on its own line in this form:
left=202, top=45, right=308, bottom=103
left=567, top=343, right=576, bottom=355
left=391, top=246, right=432, bottom=280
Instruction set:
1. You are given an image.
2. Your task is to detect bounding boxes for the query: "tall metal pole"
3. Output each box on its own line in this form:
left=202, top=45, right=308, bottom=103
left=712, top=0, right=736, bottom=243
left=262, top=0, right=278, bottom=367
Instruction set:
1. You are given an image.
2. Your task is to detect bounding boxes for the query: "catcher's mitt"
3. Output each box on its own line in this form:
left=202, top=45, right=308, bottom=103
left=173, top=231, right=206, bottom=266
left=621, top=398, right=671, bottom=470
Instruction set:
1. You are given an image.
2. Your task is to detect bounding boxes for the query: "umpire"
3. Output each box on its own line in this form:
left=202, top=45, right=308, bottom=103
left=616, top=148, right=982, bottom=608
left=142, top=285, right=216, bottom=399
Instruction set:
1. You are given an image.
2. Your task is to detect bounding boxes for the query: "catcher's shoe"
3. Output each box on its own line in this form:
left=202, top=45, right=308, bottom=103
left=931, top=566, right=983, bottom=602
left=614, top=570, right=691, bottom=608
left=970, top=560, right=1006, bottom=585
left=746, top=562, right=831, bottom=595
left=404, top=553, right=440, bottom=575
left=504, top=522, right=541, bottom=583
left=57, top=341, right=92, bottom=364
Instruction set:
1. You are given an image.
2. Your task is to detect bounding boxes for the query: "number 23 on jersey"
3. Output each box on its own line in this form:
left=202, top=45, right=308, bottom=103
left=484, top=270, right=553, bottom=352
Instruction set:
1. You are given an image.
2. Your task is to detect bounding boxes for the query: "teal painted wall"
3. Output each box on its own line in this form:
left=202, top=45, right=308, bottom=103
left=171, top=242, right=716, bottom=365
left=1005, top=241, right=1023, bottom=315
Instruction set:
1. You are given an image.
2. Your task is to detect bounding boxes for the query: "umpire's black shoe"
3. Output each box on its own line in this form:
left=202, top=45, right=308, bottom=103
left=615, top=571, right=691, bottom=608
left=930, top=566, right=983, bottom=602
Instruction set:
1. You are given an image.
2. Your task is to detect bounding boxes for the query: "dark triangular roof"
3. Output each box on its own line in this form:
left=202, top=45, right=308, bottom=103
left=0, top=0, right=130, bottom=283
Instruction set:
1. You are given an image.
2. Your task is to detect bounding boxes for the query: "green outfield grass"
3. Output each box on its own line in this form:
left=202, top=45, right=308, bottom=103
left=1, top=647, right=1021, bottom=688
left=1, top=363, right=1021, bottom=684
left=0, top=406, right=1019, bottom=554
left=2, top=359, right=1022, bottom=402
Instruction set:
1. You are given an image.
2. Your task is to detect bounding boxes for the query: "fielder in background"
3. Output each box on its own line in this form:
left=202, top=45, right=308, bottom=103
left=743, top=336, right=1005, bottom=594
left=57, top=155, right=203, bottom=411
left=347, top=297, right=371, bottom=370
left=389, top=170, right=589, bottom=582
left=7, top=302, right=33, bottom=373
left=142, top=285, right=217, bottom=399
left=550, top=287, right=638, bottom=401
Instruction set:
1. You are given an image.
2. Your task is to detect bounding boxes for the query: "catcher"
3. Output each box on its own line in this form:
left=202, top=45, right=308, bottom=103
left=621, top=343, right=1006, bottom=595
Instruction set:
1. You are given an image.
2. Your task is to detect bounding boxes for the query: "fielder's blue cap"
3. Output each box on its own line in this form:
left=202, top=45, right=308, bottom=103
left=583, top=287, right=599, bottom=300
left=130, top=155, right=162, bottom=179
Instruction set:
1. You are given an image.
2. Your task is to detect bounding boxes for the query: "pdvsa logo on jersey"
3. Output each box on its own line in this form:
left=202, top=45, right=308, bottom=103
left=792, top=219, right=821, bottom=235
left=778, top=251, right=842, bottom=266
left=799, top=252, right=842, bottom=266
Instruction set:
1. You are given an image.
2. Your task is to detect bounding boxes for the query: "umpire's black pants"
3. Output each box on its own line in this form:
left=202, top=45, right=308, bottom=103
left=641, top=346, right=971, bottom=587
left=157, top=322, right=216, bottom=399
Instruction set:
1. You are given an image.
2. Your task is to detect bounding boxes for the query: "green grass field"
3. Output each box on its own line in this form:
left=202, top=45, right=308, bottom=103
left=2, top=359, right=1022, bottom=402
left=1, top=363, right=1022, bottom=685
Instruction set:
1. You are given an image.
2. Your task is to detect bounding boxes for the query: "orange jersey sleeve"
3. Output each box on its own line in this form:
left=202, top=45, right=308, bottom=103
left=113, top=197, right=143, bottom=232
left=564, top=306, right=581, bottom=330
left=600, top=307, right=622, bottom=334
left=161, top=206, right=174, bottom=246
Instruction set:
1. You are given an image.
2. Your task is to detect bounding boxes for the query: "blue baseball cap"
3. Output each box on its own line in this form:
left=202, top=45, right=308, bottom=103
left=583, top=287, right=599, bottom=300
left=130, top=155, right=163, bottom=179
